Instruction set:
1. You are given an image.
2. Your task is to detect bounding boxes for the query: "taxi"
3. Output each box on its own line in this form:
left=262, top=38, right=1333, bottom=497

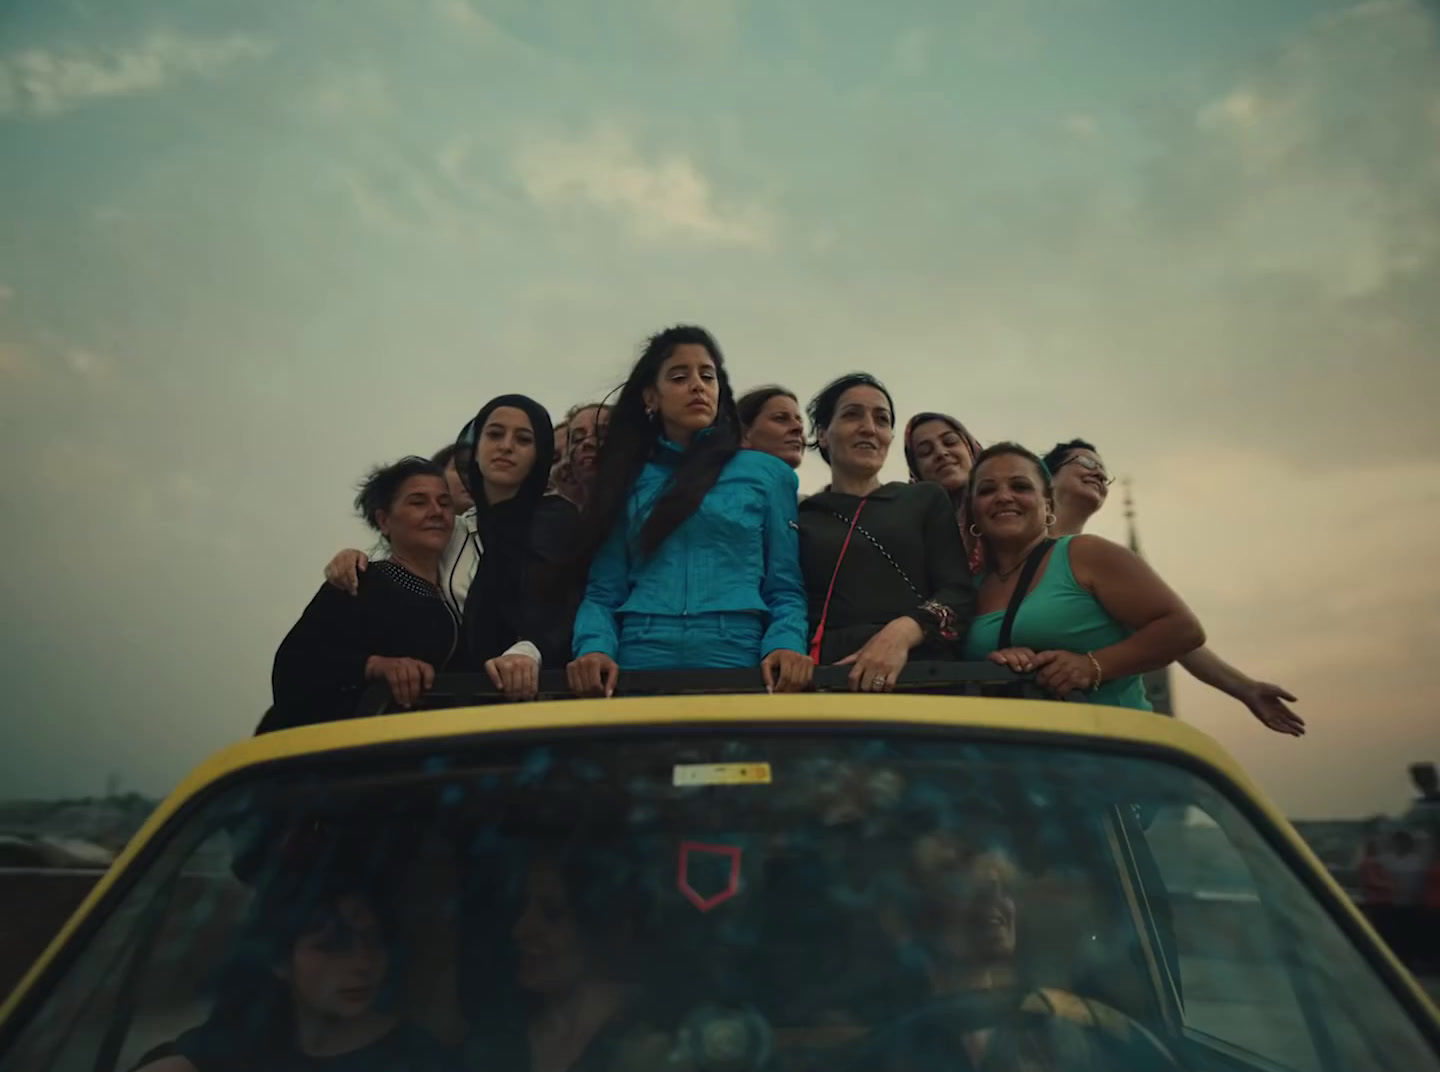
left=1, top=665, right=1436, bottom=1072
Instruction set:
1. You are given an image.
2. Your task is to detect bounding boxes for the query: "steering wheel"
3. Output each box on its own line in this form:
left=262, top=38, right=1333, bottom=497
left=846, top=986, right=1180, bottom=1072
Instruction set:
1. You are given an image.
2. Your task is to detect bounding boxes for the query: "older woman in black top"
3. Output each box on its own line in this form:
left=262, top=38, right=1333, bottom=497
left=262, top=457, right=460, bottom=731
left=797, top=374, right=976, bottom=691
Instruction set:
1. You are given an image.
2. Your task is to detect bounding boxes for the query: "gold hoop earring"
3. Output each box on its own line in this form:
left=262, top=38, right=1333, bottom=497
left=1045, top=512, right=1057, bottom=528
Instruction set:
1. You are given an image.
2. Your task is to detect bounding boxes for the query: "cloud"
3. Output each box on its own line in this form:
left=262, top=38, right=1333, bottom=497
left=1064, top=113, right=1098, bottom=139
left=0, top=31, right=272, bottom=117
left=0, top=342, right=21, bottom=379
left=894, top=27, right=933, bottom=77
left=512, top=124, right=775, bottom=248
left=302, top=69, right=393, bottom=123
left=1145, top=0, right=1440, bottom=298
left=331, top=136, right=513, bottom=243
left=63, top=347, right=110, bottom=379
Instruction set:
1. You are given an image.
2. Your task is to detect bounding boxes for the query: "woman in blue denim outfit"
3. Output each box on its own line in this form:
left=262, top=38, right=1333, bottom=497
left=566, top=326, right=813, bottom=696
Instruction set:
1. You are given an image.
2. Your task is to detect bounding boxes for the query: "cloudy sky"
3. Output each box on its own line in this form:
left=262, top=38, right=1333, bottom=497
left=1, top=0, right=1437, bottom=818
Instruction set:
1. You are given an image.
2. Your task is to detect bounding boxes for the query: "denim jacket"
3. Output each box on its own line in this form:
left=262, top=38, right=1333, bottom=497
left=572, top=439, right=808, bottom=660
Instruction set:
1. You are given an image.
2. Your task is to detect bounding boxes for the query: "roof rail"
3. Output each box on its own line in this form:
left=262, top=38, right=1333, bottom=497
left=353, top=661, right=1052, bottom=719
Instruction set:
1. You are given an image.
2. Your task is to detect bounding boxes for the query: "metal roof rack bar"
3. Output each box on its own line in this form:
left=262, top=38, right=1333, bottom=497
left=353, top=661, right=1045, bottom=719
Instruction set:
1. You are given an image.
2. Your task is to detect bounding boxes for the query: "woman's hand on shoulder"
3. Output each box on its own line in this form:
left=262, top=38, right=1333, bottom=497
left=364, top=655, right=436, bottom=707
left=325, top=548, right=369, bottom=596
left=761, top=649, right=813, bottom=693
left=485, top=653, right=540, bottom=701
left=567, top=653, right=619, bottom=697
left=1031, top=650, right=1100, bottom=698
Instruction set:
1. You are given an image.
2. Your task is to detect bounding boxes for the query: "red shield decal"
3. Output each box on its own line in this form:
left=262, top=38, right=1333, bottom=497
left=676, top=841, right=742, bottom=913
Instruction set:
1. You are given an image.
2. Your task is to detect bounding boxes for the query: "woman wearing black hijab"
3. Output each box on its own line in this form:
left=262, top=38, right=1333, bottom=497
left=321, top=394, right=579, bottom=701
left=452, top=394, right=580, bottom=695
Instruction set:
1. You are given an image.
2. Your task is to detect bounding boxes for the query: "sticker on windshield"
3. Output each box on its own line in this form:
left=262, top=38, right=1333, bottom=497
left=672, top=763, right=772, bottom=787
left=677, top=841, right=743, bottom=912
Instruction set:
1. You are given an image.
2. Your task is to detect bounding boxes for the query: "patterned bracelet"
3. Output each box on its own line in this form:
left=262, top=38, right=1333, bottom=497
left=1086, top=652, right=1104, bottom=691
left=919, top=600, right=959, bottom=640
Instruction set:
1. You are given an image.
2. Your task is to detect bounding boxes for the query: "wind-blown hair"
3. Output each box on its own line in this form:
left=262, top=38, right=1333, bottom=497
left=573, top=326, right=740, bottom=569
left=1041, top=439, right=1099, bottom=477
left=353, top=456, right=446, bottom=533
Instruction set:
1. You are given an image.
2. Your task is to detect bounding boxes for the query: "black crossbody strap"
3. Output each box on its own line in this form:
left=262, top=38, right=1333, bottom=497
left=997, top=538, right=1056, bottom=650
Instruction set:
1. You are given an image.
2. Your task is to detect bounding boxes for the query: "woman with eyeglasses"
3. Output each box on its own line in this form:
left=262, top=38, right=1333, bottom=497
left=1041, top=440, right=1305, bottom=735
left=1042, top=440, right=1112, bottom=539
left=966, top=443, right=1205, bottom=708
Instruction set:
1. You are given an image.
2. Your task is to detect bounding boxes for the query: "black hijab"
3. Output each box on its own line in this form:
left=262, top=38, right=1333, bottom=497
left=453, top=395, right=576, bottom=667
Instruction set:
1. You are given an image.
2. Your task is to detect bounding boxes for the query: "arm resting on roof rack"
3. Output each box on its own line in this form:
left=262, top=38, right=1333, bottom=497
left=571, top=520, right=630, bottom=661
left=758, top=465, right=809, bottom=658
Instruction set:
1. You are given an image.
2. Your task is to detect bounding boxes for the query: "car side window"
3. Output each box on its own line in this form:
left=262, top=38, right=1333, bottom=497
left=1140, top=805, right=1323, bottom=1070
left=0, top=813, right=223, bottom=1072
left=1137, top=795, right=1438, bottom=1072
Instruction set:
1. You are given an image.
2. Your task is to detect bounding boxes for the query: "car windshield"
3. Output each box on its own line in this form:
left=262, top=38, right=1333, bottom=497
left=2, top=730, right=1435, bottom=1072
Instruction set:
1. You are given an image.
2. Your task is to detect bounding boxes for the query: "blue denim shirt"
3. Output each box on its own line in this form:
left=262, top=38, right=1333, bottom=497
left=572, top=440, right=808, bottom=661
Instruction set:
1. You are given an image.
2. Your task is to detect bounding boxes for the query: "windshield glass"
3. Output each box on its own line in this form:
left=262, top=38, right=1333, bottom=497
left=3, top=732, right=1434, bottom=1072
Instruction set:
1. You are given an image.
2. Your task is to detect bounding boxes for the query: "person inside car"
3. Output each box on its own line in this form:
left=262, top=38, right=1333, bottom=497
left=565, top=326, right=811, bottom=697
left=797, top=374, right=976, bottom=690
left=964, top=443, right=1204, bottom=708
left=1041, top=438, right=1304, bottom=736
left=132, top=879, right=455, bottom=1072
left=461, top=846, right=682, bottom=1072
left=261, top=457, right=460, bottom=732
left=869, top=831, right=1176, bottom=1072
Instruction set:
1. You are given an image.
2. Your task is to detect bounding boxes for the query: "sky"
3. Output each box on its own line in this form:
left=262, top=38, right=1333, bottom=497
left=1, top=0, right=1437, bottom=818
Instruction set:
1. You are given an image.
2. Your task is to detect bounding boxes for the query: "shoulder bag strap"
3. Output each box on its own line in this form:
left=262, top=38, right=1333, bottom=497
left=809, top=499, right=868, bottom=664
left=997, top=538, right=1055, bottom=651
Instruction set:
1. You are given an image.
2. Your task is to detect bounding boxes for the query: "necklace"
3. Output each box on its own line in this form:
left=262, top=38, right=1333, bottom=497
left=990, top=536, right=1048, bottom=582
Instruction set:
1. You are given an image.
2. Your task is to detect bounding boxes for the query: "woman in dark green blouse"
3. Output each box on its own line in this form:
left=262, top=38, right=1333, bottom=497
left=796, top=373, right=977, bottom=690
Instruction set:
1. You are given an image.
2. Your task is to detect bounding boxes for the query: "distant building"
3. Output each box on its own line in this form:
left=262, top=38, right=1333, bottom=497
left=1124, top=481, right=1174, bottom=716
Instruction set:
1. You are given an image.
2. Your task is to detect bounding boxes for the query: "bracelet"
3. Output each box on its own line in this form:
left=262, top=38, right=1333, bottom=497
left=1086, top=652, right=1104, bottom=691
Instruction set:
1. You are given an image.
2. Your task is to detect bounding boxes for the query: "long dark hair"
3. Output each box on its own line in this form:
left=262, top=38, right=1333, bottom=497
left=182, top=868, right=401, bottom=1064
left=575, top=326, right=740, bottom=567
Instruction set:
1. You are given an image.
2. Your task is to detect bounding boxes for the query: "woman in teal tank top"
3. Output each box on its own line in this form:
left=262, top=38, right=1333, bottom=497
left=962, top=443, right=1205, bottom=710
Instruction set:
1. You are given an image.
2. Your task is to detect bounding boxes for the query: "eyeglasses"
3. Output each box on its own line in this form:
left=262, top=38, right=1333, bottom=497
left=1057, top=454, right=1114, bottom=486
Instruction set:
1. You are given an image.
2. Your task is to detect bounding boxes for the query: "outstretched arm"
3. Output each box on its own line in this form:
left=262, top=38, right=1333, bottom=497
left=1180, top=646, right=1305, bottom=736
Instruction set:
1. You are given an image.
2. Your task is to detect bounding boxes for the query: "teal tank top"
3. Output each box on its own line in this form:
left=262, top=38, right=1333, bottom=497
left=962, top=536, right=1151, bottom=711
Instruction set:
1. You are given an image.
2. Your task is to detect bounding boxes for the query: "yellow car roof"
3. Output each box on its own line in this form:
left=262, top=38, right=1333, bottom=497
left=5, top=693, right=1436, bottom=1026
left=125, top=694, right=1267, bottom=884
